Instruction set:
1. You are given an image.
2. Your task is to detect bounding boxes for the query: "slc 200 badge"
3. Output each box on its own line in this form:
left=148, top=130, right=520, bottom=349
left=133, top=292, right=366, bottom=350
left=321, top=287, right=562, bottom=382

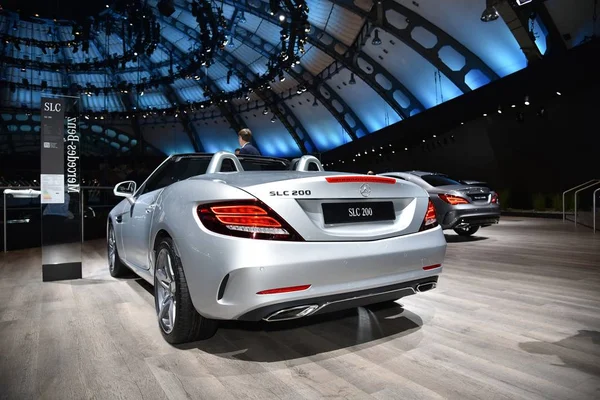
left=269, top=190, right=312, bottom=196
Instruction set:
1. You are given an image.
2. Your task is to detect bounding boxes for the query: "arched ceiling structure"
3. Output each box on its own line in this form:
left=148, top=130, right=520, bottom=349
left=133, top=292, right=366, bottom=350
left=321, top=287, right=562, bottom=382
left=0, top=0, right=595, bottom=157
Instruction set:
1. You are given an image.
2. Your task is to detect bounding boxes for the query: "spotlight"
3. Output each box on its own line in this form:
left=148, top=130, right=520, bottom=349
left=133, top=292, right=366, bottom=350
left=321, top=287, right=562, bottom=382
left=497, top=107, right=502, bottom=114
left=278, top=14, right=285, bottom=22
left=524, top=96, right=530, bottom=106
left=372, top=29, right=382, bottom=45
left=263, top=108, right=269, bottom=115
left=349, top=73, right=356, bottom=85
left=481, top=0, right=500, bottom=22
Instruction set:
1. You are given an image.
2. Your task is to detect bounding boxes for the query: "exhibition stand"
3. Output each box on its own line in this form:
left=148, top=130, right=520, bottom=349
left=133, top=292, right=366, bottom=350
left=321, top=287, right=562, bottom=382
left=40, top=95, right=83, bottom=282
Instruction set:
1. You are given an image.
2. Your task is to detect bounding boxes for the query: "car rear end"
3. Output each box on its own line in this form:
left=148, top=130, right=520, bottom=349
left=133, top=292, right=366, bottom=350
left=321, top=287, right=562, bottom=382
left=430, top=185, right=500, bottom=229
left=178, top=173, right=446, bottom=322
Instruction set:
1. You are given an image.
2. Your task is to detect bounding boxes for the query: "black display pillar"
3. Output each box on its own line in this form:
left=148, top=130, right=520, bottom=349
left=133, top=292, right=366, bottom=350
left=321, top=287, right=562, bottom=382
left=40, top=96, right=83, bottom=282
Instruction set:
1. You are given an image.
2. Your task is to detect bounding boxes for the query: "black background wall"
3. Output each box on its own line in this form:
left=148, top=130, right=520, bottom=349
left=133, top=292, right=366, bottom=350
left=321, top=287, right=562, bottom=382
left=381, top=83, right=598, bottom=201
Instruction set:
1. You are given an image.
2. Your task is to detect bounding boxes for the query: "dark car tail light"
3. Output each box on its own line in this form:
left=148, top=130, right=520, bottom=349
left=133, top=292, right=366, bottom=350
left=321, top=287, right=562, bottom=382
left=419, top=199, right=438, bottom=232
left=197, top=200, right=304, bottom=241
left=491, top=192, right=499, bottom=204
left=438, top=194, right=470, bottom=205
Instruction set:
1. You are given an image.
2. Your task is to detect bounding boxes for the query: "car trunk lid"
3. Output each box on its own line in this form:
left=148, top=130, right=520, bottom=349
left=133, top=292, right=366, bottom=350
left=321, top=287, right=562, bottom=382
left=201, top=172, right=431, bottom=241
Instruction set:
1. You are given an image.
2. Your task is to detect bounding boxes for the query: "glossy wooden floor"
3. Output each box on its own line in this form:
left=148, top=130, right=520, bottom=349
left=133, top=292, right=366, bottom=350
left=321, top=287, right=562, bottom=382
left=1, top=217, right=599, bottom=400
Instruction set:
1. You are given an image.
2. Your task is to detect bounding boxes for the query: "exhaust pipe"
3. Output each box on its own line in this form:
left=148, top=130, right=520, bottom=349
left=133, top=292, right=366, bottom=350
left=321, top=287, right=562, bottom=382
left=416, top=282, right=437, bottom=293
left=263, top=304, right=320, bottom=322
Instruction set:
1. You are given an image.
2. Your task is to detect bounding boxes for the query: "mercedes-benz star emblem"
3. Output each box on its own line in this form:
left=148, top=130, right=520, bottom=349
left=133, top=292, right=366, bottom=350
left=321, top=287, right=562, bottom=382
left=359, top=184, right=371, bottom=197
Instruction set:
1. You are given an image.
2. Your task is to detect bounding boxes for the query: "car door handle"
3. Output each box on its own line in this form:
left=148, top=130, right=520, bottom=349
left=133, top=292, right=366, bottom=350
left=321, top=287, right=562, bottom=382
left=145, top=204, right=157, bottom=213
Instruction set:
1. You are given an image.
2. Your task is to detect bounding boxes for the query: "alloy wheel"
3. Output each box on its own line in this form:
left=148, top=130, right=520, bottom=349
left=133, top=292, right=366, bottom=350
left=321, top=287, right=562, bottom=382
left=155, top=248, right=177, bottom=334
left=108, top=227, right=116, bottom=272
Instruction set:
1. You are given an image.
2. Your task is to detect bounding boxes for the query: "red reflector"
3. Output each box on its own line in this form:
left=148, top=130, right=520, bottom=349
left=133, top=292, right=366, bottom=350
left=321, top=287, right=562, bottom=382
left=257, top=284, right=311, bottom=295
left=423, top=264, right=441, bottom=270
left=325, top=176, right=396, bottom=184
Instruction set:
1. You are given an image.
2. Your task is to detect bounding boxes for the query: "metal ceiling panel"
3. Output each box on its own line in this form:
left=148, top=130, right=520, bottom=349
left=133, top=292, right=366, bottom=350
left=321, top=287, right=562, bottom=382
left=284, top=91, right=352, bottom=152
left=305, top=0, right=334, bottom=32
left=137, top=91, right=171, bottom=109
left=325, top=4, right=366, bottom=46
left=174, top=85, right=207, bottom=103
left=362, top=28, right=462, bottom=110
left=326, top=67, right=402, bottom=133
left=229, top=43, right=263, bottom=67
left=254, top=19, right=282, bottom=45
left=298, top=45, right=335, bottom=76
left=392, top=0, right=527, bottom=77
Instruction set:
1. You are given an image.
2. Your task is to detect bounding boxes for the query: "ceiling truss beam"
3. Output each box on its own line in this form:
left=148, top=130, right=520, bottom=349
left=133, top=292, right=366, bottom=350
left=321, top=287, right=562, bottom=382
left=92, top=33, right=148, bottom=155
left=158, top=9, right=314, bottom=154
left=331, top=0, right=500, bottom=92
left=232, top=27, right=365, bottom=141
left=218, top=0, right=423, bottom=120
left=222, top=52, right=314, bottom=154
left=157, top=13, right=246, bottom=136
left=136, top=50, right=204, bottom=152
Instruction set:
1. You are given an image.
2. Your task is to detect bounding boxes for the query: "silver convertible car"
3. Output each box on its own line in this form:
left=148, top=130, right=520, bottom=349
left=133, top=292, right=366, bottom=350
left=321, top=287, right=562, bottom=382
left=381, top=171, right=500, bottom=236
left=107, top=152, right=446, bottom=344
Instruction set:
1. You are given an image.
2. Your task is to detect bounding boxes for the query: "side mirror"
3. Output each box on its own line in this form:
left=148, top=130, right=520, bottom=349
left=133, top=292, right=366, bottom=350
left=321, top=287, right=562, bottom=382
left=113, top=181, right=136, bottom=201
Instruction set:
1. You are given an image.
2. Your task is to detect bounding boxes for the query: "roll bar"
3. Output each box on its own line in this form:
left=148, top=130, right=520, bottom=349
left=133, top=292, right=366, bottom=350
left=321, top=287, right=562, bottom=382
left=293, top=155, right=324, bottom=172
left=206, top=151, right=245, bottom=174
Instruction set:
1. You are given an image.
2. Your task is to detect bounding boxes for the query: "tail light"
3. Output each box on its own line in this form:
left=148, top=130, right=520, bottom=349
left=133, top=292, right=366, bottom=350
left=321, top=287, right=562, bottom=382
left=491, top=192, right=499, bottom=204
left=419, top=199, right=438, bottom=231
left=438, top=194, right=470, bottom=205
left=197, top=200, right=304, bottom=241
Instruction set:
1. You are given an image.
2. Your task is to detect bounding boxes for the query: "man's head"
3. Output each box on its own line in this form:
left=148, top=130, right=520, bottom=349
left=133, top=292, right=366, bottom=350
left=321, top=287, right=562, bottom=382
left=367, top=171, right=375, bottom=175
left=238, top=128, right=252, bottom=147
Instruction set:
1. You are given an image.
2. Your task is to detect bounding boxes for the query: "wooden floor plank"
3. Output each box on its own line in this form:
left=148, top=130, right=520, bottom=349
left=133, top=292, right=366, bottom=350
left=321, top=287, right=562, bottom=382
left=0, top=217, right=599, bottom=399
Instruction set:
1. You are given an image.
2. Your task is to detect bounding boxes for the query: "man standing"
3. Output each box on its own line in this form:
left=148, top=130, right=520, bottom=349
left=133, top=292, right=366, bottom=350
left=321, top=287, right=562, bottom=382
left=237, top=128, right=260, bottom=155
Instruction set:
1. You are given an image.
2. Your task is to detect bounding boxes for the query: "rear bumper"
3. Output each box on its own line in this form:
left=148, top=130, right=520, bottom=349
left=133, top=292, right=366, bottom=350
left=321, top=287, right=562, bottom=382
left=238, top=276, right=439, bottom=321
left=176, top=226, right=447, bottom=321
left=441, top=208, right=500, bottom=229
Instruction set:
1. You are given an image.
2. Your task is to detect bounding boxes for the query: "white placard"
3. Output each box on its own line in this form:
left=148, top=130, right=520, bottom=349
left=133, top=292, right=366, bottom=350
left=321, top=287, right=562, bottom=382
left=40, top=174, right=65, bottom=204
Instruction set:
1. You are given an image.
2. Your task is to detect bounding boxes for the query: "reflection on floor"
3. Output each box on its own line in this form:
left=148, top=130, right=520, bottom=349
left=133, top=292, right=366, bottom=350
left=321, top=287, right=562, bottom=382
left=1, top=217, right=599, bottom=399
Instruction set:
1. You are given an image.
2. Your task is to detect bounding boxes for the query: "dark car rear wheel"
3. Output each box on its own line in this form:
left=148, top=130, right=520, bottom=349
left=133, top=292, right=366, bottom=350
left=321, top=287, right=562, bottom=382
left=154, top=237, right=218, bottom=344
left=453, top=226, right=480, bottom=236
left=108, top=224, right=128, bottom=277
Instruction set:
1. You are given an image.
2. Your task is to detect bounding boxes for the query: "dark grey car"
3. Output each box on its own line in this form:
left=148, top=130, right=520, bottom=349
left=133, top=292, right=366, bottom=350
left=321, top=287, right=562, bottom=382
left=381, top=171, right=500, bottom=236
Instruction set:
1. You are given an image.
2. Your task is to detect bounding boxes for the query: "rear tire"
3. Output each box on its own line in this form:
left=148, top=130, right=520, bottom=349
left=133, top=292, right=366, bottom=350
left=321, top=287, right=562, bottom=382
left=453, top=226, right=480, bottom=236
left=154, top=237, right=218, bottom=344
left=108, top=224, right=128, bottom=277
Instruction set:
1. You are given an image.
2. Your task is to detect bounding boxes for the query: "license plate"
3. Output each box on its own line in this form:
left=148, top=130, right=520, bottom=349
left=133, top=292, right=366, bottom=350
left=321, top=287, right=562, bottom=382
left=471, top=195, right=488, bottom=201
left=322, top=202, right=395, bottom=224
